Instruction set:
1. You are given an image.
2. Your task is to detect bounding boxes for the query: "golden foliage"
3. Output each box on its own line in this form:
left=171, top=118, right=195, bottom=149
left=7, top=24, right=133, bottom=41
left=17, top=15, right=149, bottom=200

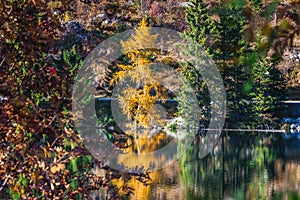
left=110, top=19, right=168, bottom=128
left=112, top=130, right=173, bottom=199
left=121, top=18, right=158, bottom=53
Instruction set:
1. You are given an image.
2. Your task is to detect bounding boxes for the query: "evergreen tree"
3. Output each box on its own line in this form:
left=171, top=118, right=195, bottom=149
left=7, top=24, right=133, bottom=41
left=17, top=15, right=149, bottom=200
left=184, top=1, right=251, bottom=127
left=250, top=55, right=286, bottom=127
left=215, top=3, right=250, bottom=126
left=177, top=0, right=219, bottom=126
left=183, top=0, right=287, bottom=128
left=185, top=0, right=217, bottom=57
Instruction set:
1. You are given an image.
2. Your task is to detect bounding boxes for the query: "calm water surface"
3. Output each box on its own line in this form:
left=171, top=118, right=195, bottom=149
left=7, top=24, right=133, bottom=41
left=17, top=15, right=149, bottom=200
left=125, top=132, right=300, bottom=200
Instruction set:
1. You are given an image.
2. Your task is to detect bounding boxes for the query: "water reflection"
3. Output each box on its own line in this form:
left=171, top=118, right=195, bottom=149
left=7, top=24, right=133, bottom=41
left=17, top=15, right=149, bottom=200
left=94, top=95, right=298, bottom=199
left=94, top=130, right=300, bottom=199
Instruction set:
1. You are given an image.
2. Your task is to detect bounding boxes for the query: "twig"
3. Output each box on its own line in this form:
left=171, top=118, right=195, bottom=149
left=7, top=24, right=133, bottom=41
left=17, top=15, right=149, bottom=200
left=0, top=56, right=5, bottom=68
left=0, top=175, right=11, bottom=191
left=0, top=162, right=18, bottom=192
left=50, top=134, right=63, bottom=148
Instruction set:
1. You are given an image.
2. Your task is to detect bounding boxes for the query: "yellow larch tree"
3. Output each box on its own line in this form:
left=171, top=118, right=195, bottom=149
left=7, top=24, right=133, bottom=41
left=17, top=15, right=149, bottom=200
left=110, top=19, right=168, bottom=129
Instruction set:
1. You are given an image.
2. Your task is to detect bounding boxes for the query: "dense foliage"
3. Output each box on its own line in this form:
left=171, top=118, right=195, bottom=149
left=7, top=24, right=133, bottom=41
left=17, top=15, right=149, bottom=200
left=183, top=0, right=298, bottom=128
left=110, top=19, right=168, bottom=129
left=0, top=1, right=149, bottom=199
left=0, top=0, right=299, bottom=199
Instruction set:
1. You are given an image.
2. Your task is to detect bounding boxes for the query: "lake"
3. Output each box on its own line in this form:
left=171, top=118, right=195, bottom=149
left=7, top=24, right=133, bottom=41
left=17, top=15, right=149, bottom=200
left=92, top=131, right=300, bottom=199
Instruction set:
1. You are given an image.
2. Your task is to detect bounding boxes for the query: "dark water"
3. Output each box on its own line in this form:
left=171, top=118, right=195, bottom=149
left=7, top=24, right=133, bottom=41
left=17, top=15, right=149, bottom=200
left=124, top=132, right=300, bottom=200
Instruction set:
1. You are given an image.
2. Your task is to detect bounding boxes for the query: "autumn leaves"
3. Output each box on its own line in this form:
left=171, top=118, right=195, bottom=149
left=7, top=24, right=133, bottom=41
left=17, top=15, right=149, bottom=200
left=110, top=19, right=168, bottom=129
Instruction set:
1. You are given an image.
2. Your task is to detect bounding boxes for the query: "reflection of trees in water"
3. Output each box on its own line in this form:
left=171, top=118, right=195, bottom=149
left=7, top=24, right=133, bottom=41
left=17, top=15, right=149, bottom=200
left=117, top=131, right=173, bottom=167
left=178, top=133, right=300, bottom=199
left=111, top=129, right=174, bottom=199
left=97, top=127, right=300, bottom=199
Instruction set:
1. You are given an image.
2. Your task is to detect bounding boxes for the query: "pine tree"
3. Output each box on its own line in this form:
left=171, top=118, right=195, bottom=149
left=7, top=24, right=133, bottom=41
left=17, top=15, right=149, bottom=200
left=215, top=3, right=250, bottom=126
left=185, top=0, right=217, bottom=57
left=177, top=0, right=219, bottom=125
left=250, top=55, right=286, bottom=127
left=183, top=0, right=287, bottom=128
left=184, top=1, right=252, bottom=127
